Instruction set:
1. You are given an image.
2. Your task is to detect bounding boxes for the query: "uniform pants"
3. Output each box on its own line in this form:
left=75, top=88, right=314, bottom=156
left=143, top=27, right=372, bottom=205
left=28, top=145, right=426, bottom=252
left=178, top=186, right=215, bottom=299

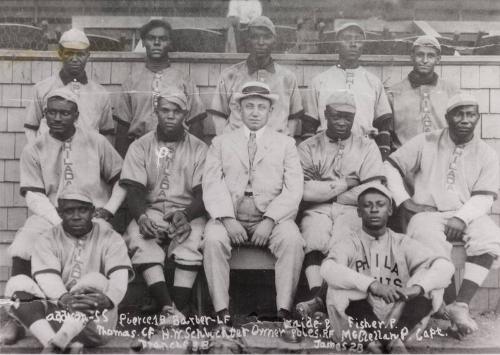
left=6, top=272, right=117, bottom=347
left=407, top=212, right=500, bottom=268
left=202, top=196, right=305, bottom=312
left=301, top=203, right=360, bottom=254
left=8, top=215, right=53, bottom=260
left=123, top=209, right=206, bottom=268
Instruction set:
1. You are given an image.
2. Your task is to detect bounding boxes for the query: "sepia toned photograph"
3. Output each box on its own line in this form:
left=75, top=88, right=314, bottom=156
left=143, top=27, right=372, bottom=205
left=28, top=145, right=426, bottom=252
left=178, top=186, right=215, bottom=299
left=0, top=0, right=500, bottom=353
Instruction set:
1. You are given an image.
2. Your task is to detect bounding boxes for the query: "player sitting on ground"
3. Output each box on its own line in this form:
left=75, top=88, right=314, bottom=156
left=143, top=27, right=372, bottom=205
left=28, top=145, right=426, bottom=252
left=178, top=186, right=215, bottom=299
left=321, top=183, right=454, bottom=353
left=120, top=90, right=208, bottom=326
left=4, top=188, right=132, bottom=352
left=385, top=92, right=500, bottom=338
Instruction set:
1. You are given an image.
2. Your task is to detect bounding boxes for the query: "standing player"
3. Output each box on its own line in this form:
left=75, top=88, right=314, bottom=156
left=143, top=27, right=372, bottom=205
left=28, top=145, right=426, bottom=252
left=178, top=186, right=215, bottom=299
left=321, top=183, right=454, bottom=353
left=303, top=22, right=392, bottom=158
left=24, top=28, right=115, bottom=143
left=296, top=90, right=385, bottom=313
left=114, top=19, right=206, bottom=156
left=203, top=82, right=305, bottom=324
left=4, top=189, right=132, bottom=352
left=120, top=90, right=207, bottom=324
left=209, top=16, right=303, bottom=136
left=385, top=92, right=500, bottom=337
left=388, top=36, right=459, bottom=148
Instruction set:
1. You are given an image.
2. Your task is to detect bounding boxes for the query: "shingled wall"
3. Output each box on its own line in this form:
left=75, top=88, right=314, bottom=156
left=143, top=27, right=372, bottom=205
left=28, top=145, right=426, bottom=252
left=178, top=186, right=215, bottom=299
left=0, top=50, right=499, bottom=311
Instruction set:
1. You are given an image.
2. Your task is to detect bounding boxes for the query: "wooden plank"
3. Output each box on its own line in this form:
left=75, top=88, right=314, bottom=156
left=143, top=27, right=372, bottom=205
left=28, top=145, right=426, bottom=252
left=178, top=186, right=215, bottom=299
left=229, top=247, right=275, bottom=270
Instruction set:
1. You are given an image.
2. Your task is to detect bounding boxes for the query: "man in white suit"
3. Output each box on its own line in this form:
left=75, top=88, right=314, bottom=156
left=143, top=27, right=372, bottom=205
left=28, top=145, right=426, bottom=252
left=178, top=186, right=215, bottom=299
left=202, top=81, right=305, bottom=324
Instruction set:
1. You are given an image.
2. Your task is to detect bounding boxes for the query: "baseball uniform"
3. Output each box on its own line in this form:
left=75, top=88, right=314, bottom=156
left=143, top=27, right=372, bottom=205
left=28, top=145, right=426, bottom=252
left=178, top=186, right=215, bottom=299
left=303, top=65, right=392, bottom=136
left=24, top=71, right=115, bottom=139
left=120, top=130, right=208, bottom=268
left=114, top=66, right=206, bottom=140
left=322, top=226, right=454, bottom=339
left=386, top=128, right=500, bottom=266
left=209, top=58, right=303, bottom=135
left=388, top=75, right=459, bottom=147
left=9, top=126, right=122, bottom=260
left=6, top=219, right=132, bottom=347
left=202, top=127, right=305, bottom=312
left=298, top=132, right=385, bottom=254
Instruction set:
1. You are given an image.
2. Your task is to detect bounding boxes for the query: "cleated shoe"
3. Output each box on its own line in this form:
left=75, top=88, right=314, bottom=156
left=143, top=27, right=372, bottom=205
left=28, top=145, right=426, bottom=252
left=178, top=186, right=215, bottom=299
left=158, top=305, right=186, bottom=328
left=295, top=297, right=325, bottom=319
left=446, top=302, right=478, bottom=336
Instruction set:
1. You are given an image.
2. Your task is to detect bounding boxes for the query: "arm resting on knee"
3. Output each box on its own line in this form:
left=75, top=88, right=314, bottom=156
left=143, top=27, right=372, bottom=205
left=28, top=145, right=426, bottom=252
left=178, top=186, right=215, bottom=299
left=34, top=273, right=67, bottom=300
left=408, top=258, right=455, bottom=294
left=105, top=269, right=129, bottom=308
left=320, top=259, right=374, bottom=293
left=384, top=162, right=410, bottom=207
left=454, top=195, right=494, bottom=225
left=25, top=191, right=62, bottom=225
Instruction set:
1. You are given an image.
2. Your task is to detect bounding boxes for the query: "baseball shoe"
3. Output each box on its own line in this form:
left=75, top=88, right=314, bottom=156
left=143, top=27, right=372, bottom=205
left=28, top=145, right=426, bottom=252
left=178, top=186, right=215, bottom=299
left=386, top=338, right=408, bottom=354
left=0, top=314, right=25, bottom=345
left=295, top=297, right=325, bottom=319
left=365, top=340, right=384, bottom=354
left=41, top=341, right=83, bottom=354
left=432, top=302, right=449, bottom=320
left=446, top=302, right=478, bottom=336
left=158, top=304, right=185, bottom=328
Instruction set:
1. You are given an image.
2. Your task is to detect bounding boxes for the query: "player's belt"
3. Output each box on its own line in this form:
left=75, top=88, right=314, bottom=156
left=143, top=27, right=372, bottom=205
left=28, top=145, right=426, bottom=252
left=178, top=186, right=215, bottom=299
left=244, top=191, right=253, bottom=197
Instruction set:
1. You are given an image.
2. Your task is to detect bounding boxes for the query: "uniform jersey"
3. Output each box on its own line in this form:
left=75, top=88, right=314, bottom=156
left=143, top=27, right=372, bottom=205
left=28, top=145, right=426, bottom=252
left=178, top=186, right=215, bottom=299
left=298, top=131, right=384, bottom=186
left=20, top=126, right=123, bottom=208
left=387, top=128, right=499, bottom=211
left=388, top=76, right=459, bottom=146
left=114, top=66, right=206, bottom=138
left=24, top=73, right=114, bottom=136
left=303, top=65, right=391, bottom=136
left=120, top=131, right=207, bottom=214
left=327, top=227, right=435, bottom=318
left=31, top=219, right=132, bottom=290
left=209, top=59, right=303, bottom=135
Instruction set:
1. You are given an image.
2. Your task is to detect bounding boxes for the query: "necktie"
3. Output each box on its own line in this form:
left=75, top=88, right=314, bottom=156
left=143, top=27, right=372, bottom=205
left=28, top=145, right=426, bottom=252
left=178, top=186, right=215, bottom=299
left=248, top=132, right=257, bottom=165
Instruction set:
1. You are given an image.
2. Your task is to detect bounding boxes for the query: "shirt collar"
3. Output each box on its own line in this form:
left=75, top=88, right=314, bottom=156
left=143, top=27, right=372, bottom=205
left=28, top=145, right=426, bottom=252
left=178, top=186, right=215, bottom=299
left=247, top=55, right=275, bottom=75
left=59, top=69, right=88, bottom=85
left=145, top=59, right=171, bottom=73
left=324, top=131, right=352, bottom=144
left=242, top=125, right=266, bottom=142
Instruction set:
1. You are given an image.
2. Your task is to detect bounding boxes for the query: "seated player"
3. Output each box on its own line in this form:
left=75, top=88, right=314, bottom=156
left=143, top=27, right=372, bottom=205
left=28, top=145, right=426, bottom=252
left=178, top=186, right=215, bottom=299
left=4, top=189, right=132, bottom=352
left=202, top=81, right=305, bottom=324
left=295, top=90, right=385, bottom=316
left=321, top=183, right=454, bottom=353
left=385, top=92, right=500, bottom=337
left=120, top=90, right=207, bottom=325
left=0, top=87, right=126, bottom=345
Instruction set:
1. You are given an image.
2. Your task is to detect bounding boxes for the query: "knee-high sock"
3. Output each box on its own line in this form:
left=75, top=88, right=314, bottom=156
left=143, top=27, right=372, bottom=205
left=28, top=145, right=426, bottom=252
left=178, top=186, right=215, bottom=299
left=143, top=265, right=172, bottom=308
left=11, top=300, right=52, bottom=347
left=304, top=251, right=324, bottom=291
left=457, top=254, right=494, bottom=305
left=29, top=320, right=57, bottom=347
left=11, top=257, right=31, bottom=277
left=443, top=277, right=456, bottom=305
left=172, top=267, right=197, bottom=311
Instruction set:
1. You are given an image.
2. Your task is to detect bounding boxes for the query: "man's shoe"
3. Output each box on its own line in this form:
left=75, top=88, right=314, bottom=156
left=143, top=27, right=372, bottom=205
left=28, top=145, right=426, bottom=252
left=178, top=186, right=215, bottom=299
left=159, top=305, right=186, bottom=328
left=295, top=297, right=325, bottom=319
left=386, top=338, right=408, bottom=354
left=41, top=341, right=83, bottom=354
left=446, top=302, right=478, bottom=336
left=0, top=316, right=25, bottom=345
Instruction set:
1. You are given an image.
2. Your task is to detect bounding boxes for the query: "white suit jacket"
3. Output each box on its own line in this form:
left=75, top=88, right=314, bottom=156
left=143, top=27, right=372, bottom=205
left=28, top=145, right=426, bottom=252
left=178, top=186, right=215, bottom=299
left=203, top=127, right=303, bottom=223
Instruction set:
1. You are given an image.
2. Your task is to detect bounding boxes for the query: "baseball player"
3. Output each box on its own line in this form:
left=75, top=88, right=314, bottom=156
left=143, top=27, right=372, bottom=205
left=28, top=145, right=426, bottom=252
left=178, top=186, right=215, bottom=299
left=9, top=87, right=125, bottom=280
left=114, top=19, right=206, bottom=156
left=203, top=81, right=305, bottom=324
left=209, top=16, right=303, bottom=137
left=387, top=36, right=460, bottom=148
left=24, top=28, right=115, bottom=144
left=3, top=188, right=132, bottom=352
left=120, top=90, right=207, bottom=325
left=296, top=90, right=385, bottom=312
left=302, top=22, right=392, bottom=158
left=321, top=183, right=454, bottom=353
left=385, top=92, right=500, bottom=337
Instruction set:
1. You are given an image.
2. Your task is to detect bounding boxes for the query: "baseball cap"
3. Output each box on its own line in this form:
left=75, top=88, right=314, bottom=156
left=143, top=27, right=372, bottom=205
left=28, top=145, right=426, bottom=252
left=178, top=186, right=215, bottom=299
left=157, top=90, right=188, bottom=111
left=325, top=90, right=356, bottom=114
left=59, top=28, right=90, bottom=50
left=234, top=81, right=279, bottom=105
left=58, top=186, right=93, bottom=206
left=45, top=87, right=79, bottom=109
left=336, top=22, right=366, bottom=40
left=357, top=182, right=392, bottom=203
left=412, top=35, right=441, bottom=53
left=248, top=16, right=276, bottom=36
left=446, top=92, right=479, bottom=113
